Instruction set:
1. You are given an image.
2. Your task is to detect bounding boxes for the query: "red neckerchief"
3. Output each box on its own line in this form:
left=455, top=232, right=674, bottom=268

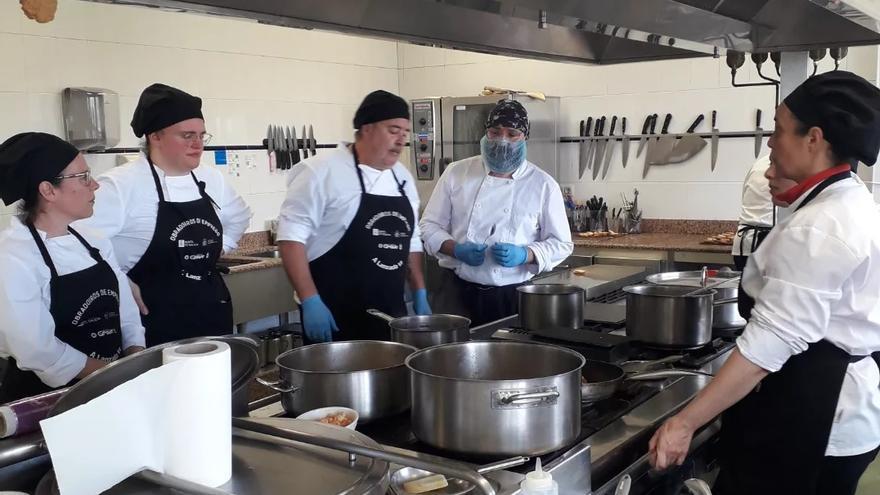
left=774, top=164, right=851, bottom=205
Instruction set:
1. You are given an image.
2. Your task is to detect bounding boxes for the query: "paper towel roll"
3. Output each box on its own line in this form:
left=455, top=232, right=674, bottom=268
left=161, top=341, right=232, bottom=487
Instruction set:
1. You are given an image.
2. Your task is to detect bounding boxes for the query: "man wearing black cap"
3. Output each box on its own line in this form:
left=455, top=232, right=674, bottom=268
left=277, top=90, right=429, bottom=343
left=0, top=133, right=145, bottom=401
left=78, top=83, right=252, bottom=346
left=420, top=98, right=573, bottom=325
left=650, top=71, right=880, bottom=495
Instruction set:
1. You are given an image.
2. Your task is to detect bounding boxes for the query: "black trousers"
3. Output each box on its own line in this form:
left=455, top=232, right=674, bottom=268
left=733, top=255, right=748, bottom=272
left=430, top=268, right=519, bottom=326
left=815, top=447, right=879, bottom=495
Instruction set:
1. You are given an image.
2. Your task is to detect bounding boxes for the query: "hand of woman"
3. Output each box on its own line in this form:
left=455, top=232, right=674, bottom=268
left=128, top=278, right=149, bottom=315
left=649, top=415, right=696, bottom=470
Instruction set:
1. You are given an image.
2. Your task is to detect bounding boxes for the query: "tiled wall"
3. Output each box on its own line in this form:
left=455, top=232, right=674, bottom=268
left=0, top=1, right=400, bottom=231
left=397, top=44, right=879, bottom=220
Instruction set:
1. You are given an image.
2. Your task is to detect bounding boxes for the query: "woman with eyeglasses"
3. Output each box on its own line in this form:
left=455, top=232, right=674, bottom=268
left=0, top=133, right=145, bottom=401
left=77, top=84, right=252, bottom=346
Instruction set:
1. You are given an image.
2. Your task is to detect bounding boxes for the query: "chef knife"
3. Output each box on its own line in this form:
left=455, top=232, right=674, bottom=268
left=277, top=125, right=288, bottom=170
left=710, top=110, right=719, bottom=171
left=266, top=125, right=275, bottom=172
left=601, top=116, right=618, bottom=180
left=290, top=125, right=301, bottom=165
left=754, top=109, right=763, bottom=158
left=636, top=114, right=653, bottom=158
left=647, top=113, right=675, bottom=166
left=664, top=114, right=706, bottom=164
left=582, top=117, right=600, bottom=179
left=621, top=117, right=630, bottom=168
left=308, top=125, right=316, bottom=157
left=578, top=117, right=592, bottom=180
left=302, top=125, right=309, bottom=158
left=592, top=117, right=607, bottom=180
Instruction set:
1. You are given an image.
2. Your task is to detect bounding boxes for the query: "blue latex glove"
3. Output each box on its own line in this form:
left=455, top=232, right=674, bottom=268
left=413, top=288, right=432, bottom=315
left=453, top=242, right=488, bottom=266
left=491, top=243, right=529, bottom=267
left=301, top=295, right=338, bottom=342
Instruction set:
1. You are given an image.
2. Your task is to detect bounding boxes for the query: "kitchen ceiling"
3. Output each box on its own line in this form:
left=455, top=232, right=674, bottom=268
left=91, top=0, right=880, bottom=64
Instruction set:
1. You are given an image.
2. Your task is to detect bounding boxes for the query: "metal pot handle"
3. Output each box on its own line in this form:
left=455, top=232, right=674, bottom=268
left=713, top=297, right=738, bottom=306
left=500, top=390, right=560, bottom=405
left=627, top=369, right=714, bottom=381
left=366, top=308, right=395, bottom=322
left=256, top=377, right=299, bottom=393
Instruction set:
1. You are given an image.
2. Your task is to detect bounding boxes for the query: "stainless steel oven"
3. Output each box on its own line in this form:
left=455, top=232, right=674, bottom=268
left=410, top=95, right=560, bottom=188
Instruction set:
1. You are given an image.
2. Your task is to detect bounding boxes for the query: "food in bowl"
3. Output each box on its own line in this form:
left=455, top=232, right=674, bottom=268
left=296, top=406, right=359, bottom=430
left=319, top=411, right=355, bottom=427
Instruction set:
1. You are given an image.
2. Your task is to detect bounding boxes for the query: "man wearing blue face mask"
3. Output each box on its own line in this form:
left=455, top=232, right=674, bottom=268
left=420, top=99, right=573, bottom=325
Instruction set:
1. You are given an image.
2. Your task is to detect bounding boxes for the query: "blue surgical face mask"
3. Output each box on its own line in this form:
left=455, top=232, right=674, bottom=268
left=480, top=135, right=527, bottom=174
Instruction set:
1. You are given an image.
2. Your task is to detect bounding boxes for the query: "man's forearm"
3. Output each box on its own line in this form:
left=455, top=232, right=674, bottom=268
left=439, top=240, right=456, bottom=257
left=279, top=241, right=318, bottom=300
left=407, top=252, right=426, bottom=290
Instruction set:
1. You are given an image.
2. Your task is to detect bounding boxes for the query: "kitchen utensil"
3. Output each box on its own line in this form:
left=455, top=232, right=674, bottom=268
left=580, top=360, right=710, bottom=404
left=710, top=110, right=719, bottom=171
left=601, top=116, right=618, bottom=180
left=623, top=285, right=737, bottom=348
left=578, top=117, right=592, bottom=180
left=50, top=336, right=259, bottom=418
left=302, top=125, right=309, bottom=158
left=754, top=108, right=763, bottom=158
left=592, top=117, right=607, bottom=180
left=621, top=117, right=630, bottom=168
left=636, top=114, right=654, bottom=158
left=276, top=126, right=287, bottom=170
left=407, top=341, right=584, bottom=456
left=620, top=355, right=684, bottom=374
left=517, top=284, right=585, bottom=331
left=258, top=340, right=416, bottom=422
left=295, top=406, right=359, bottom=430
left=615, top=474, right=632, bottom=495
left=286, top=126, right=299, bottom=166
left=683, top=478, right=713, bottom=495
left=640, top=115, right=659, bottom=178
left=390, top=457, right=529, bottom=495
left=365, top=309, right=471, bottom=349
left=646, top=270, right=744, bottom=328
left=682, top=274, right=741, bottom=297
left=663, top=114, right=706, bottom=164
left=647, top=113, right=675, bottom=166
left=290, top=125, right=300, bottom=164
left=308, top=124, right=316, bottom=156
left=266, top=124, right=276, bottom=172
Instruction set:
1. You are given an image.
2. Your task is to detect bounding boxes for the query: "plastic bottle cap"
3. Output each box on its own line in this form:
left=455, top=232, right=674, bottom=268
left=521, top=457, right=555, bottom=491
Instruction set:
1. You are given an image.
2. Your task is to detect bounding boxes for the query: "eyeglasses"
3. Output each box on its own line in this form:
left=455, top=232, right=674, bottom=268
left=174, top=132, right=213, bottom=145
left=486, top=127, right=524, bottom=141
left=55, top=169, right=92, bottom=185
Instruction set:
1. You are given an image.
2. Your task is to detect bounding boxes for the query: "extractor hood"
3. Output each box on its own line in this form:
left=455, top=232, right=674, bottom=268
left=88, top=0, right=880, bottom=64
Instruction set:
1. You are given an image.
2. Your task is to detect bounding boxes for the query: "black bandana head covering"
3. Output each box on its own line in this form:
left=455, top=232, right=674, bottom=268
left=0, top=132, right=79, bottom=206
left=353, top=90, right=410, bottom=129
left=784, top=70, right=880, bottom=166
left=485, top=99, right=530, bottom=138
left=131, top=83, right=204, bottom=138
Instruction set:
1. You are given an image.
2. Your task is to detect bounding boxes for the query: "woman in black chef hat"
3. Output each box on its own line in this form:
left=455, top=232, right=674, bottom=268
left=0, top=133, right=145, bottom=402
left=650, top=71, right=880, bottom=495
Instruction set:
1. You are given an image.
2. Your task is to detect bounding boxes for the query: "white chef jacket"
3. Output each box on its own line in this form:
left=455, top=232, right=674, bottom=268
left=419, top=155, right=573, bottom=286
left=276, top=143, right=423, bottom=261
left=0, top=217, right=145, bottom=388
left=732, top=156, right=774, bottom=257
left=738, top=174, right=880, bottom=456
left=74, top=155, right=252, bottom=272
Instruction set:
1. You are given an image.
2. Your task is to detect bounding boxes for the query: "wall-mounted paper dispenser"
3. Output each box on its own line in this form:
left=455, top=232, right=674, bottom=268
left=61, top=87, right=120, bottom=151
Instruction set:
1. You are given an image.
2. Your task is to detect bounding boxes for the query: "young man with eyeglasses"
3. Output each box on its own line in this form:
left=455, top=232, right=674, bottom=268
left=77, top=83, right=252, bottom=346
left=277, top=90, right=430, bottom=344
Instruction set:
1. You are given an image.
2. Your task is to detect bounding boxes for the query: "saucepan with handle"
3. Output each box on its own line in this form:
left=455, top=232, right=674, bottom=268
left=366, top=309, right=471, bottom=349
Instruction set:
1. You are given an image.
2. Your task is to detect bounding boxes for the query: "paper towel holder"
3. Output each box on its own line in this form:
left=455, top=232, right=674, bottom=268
left=61, top=87, right=120, bottom=151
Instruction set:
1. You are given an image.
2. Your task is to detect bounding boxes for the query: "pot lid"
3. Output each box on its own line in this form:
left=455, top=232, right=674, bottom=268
left=36, top=419, right=390, bottom=495
left=645, top=270, right=740, bottom=289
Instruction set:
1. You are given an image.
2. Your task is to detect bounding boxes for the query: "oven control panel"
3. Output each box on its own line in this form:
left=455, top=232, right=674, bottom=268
left=411, top=99, right=437, bottom=181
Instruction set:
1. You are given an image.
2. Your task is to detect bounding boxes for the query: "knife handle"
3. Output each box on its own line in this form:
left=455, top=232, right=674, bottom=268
left=585, top=117, right=593, bottom=135
left=600, top=116, right=607, bottom=135
left=687, top=114, right=704, bottom=133
left=711, top=110, right=717, bottom=128
left=579, top=120, right=585, bottom=137
left=649, top=114, right=658, bottom=134
left=756, top=109, right=762, bottom=127
left=661, top=114, right=672, bottom=134
left=609, top=116, right=617, bottom=135
left=621, top=117, right=627, bottom=135
left=640, top=116, right=651, bottom=135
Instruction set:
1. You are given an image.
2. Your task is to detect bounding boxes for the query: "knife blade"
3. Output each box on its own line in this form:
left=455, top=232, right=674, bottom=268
left=601, top=116, right=618, bottom=180
left=709, top=110, right=719, bottom=171
left=636, top=114, right=653, bottom=158
left=647, top=113, right=675, bottom=166
left=279, top=125, right=290, bottom=170
left=664, top=114, right=706, bottom=164
left=302, top=125, right=309, bottom=158
left=267, top=125, right=275, bottom=172
left=582, top=117, right=600, bottom=179
left=578, top=117, right=592, bottom=180
left=308, top=125, right=316, bottom=157
left=592, top=117, right=607, bottom=180
left=290, top=126, right=300, bottom=165
left=621, top=117, right=630, bottom=168
left=754, top=109, right=763, bottom=158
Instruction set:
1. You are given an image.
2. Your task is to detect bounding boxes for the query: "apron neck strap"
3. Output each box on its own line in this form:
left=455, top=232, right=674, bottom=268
left=795, top=170, right=851, bottom=212
left=67, top=226, right=103, bottom=263
left=351, top=144, right=407, bottom=196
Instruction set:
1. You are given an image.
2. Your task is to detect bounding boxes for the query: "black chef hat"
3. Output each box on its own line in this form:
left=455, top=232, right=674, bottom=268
left=131, top=83, right=204, bottom=138
left=485, top=99, right=530, bottom=138
left=0, top=132, right=79, bottom=206
left=784, top=70, right=880, bottom=166
left=353, top=90, right=410, bottom=129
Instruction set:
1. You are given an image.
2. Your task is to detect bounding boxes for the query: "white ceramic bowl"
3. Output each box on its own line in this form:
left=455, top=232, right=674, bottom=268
left=295, top=406, right=359, bottom=430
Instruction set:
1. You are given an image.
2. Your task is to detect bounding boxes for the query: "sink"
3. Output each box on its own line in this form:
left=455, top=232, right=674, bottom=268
left=249, top=248, right=281, bottom=259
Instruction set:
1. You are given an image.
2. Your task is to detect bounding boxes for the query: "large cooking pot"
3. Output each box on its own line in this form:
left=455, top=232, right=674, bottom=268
left=517, top=284, right=585, bottom=330
left=624, top=285, right=736, bottom=348
left=646, top=270, right=744, bottom=328
left=366, top=309, right=471, bottom=349
left=406, top=341, right=584, bottom=457
left=259, top=340, right=416, bottom=422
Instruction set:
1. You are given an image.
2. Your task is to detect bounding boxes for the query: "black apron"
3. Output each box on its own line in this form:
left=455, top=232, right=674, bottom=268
left=127, top=161, right=232, bottom=347
left=0, top=226, right=123, bottom=402
left=718, top=170, right=868, bottom=495
left=304, top=146, right=414, bottom=343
